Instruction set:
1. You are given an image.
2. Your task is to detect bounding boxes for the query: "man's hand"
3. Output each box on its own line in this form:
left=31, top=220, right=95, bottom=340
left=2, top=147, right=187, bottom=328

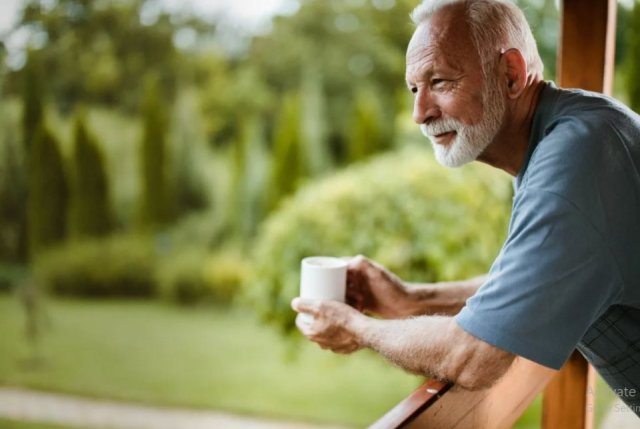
left=291, top=296, right=515, bottom=390
left=346, top=255, right=411, bottom=318
left=291, top=297, right=369, bottom=354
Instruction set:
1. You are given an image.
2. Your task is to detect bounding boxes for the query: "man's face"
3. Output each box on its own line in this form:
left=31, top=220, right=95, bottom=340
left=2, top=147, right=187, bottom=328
left=405, top=10, right=506, bottom=167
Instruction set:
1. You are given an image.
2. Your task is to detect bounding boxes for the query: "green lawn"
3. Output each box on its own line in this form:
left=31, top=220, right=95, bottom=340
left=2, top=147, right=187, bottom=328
left=0, top=294, right=420, bottom=426
left=0, top=294, right=615, bottom=428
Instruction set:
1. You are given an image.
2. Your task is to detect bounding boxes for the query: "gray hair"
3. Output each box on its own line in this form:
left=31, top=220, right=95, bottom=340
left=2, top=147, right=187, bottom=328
left=410, top=0, right=543, bottom=77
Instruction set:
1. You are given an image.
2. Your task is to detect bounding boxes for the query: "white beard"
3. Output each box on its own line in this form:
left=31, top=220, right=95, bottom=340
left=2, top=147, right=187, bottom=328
left=420, top=73, right=506, bottom=168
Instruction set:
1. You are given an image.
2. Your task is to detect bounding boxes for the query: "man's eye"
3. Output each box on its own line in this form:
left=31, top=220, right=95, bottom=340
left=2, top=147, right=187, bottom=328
left=431, top=78, right=446, bottom=87
left=410, top=86, right=418, bottom=94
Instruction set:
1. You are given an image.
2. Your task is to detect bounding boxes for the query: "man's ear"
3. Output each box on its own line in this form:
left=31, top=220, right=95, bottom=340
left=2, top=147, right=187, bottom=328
left=500, top=48, right=528, bottom=99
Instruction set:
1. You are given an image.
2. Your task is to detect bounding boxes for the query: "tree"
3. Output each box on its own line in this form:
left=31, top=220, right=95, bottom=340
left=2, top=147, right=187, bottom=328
left=249, top=0, right=413, bottom=165
left=27, top=126, right=69, bottom=257
left=138, top=75, right=172, bottom=229
left=267, top=93, right=306, bottom=212
left=0, top=132, right=28, bottom=262
left=8, top=0, right=204, bottom=113
left=347, top=88, right=389, bottom=163
left=69, top=114, right=113, bottom=238
left=21, top=51, right=44, bottom=155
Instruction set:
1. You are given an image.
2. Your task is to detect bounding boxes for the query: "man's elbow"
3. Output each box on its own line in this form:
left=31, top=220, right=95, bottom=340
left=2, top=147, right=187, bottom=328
left=455, top=370, right=499, bottom=391
left=453, top=353, right=514, bottom=391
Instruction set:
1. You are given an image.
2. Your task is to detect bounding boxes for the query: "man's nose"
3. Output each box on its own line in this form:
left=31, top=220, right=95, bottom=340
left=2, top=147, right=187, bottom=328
left=412, top=90, right=441, bottom=124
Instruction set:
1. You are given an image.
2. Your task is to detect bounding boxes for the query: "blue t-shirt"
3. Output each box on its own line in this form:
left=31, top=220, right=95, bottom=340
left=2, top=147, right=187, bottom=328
left=455, top=82, right=640, bottom=411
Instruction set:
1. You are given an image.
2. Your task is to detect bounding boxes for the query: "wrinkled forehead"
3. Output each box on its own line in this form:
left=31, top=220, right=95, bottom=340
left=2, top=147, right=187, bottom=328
left=406, top=7, right=479, bottom=71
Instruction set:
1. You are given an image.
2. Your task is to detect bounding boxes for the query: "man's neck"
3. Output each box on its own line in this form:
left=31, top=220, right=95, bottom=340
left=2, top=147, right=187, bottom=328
left=477, top=78, right=546, bottom=177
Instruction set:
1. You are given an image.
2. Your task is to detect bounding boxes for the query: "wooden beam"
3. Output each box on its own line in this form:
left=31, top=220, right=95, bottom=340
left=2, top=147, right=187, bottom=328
left=557, top=0, right=617, bottom=95
left=402, top=358, right=557, bottom=429
left=369, top=379, right=451, bottom=429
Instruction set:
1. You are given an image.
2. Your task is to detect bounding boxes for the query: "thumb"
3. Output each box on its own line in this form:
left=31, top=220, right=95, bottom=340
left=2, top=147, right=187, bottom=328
left=291, top=297, right=320, bottom=315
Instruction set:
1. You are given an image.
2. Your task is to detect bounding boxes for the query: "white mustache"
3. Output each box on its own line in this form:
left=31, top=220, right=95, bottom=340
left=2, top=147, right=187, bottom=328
left=420, top=120, right=460, bottom=138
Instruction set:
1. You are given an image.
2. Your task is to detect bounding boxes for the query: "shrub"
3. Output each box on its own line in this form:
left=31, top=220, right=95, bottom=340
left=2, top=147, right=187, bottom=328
left=202, top=250, right=249, bottom=303
left=156, top=249, right=208, bottom=305
left=35, top=234, right=156, bottom=298
left=157, top=248, right=249, bottom=305
left=249, top=145, right=513, bottom=332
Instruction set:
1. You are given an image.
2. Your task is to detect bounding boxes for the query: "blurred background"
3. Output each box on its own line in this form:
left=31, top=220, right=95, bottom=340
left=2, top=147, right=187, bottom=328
left=0, top=0, right=639, bottom=428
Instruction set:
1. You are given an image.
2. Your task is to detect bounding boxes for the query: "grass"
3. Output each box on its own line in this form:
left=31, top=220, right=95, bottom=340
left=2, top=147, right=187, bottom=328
left=0, top=294, right=420, bottom=427
left=0, top=293, right=617, bottom=428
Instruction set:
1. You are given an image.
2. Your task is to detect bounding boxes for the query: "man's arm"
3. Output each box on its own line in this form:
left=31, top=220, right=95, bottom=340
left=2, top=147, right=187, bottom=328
left=402, top=275, right=486, bottom=316
left=346, top=256, right=484, bottom=318
left=293, top=299, right=515, bottom=391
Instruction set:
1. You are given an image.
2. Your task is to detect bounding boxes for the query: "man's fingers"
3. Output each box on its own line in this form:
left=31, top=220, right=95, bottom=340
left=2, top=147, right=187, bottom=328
left=295, top=313, right=314, bottom=334
left=347, top=254, right=368, bottom=270
left=291, top=297, right=320, bottom=316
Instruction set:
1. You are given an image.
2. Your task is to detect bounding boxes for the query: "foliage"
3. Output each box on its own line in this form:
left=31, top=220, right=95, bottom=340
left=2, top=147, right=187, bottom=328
left=201, top=250, right=250, bottom=303
left=0, top=121, right=28, bottom=262
left=138, top=75, right=172, bottom=229
left=157, top=248, right=248, bottom=305
left=250, top=146, right=512, bottom=332
left=7, top=0, right=199, bottom=112
left=347, top=87, right=390, bottom=163
left=68, top=114, right=113, bottom=238
left=34, top=234, right=156, bottom=298
left=626, top=2, right=640, bottom=113
left=169, top=91, right=211, bottom=217
left=266, top=93, right=306, bottom=213
left=27, top=126, right=69, bottom=258
left=156, top=249, right=210, bottom=305
left=21, top=51, right=44, bottom=152
left=228, top=116, right=270, bottom=239
left=250, top=0, right=414, bottom=165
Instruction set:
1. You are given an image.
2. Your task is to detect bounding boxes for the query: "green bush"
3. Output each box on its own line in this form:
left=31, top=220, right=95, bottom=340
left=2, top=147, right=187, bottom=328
left=202, top=250, right=249, bottom=303
left=157, top=248, right=249, bottom=305
left=156, top=249, right=208, bottom=305
left=249, top=145, right=512, bottom=332
left=35, top=234, right=156, bottom=298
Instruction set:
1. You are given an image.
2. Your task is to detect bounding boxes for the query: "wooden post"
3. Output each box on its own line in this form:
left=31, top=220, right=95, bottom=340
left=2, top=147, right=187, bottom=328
left=543, top=0, right=617, bottom=427
left=542, top=352, right=597, bottom=429
left=557, top=0, right=617, bottom=95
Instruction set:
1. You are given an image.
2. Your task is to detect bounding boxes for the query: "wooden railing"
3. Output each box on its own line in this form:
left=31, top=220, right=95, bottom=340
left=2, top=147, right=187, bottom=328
left=369, top=353, right=596, bottom=429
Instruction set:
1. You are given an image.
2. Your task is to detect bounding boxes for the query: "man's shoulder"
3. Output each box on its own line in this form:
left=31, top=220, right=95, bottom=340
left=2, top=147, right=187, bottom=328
left=542, top=85, right=640, bottom=143
left=517, top=97, right=640, bottom=216
left=523, top=86, right=640, bottom=187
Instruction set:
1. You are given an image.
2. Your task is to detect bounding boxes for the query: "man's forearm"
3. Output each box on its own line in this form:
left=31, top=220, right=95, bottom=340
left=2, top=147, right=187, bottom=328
left=403, top=275, right=486, bottom=316
left=351, top=313, right=513, bottom=390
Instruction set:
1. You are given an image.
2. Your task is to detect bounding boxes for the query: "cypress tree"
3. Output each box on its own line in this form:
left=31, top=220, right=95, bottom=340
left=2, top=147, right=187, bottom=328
left=22, top=51, right=44, bottom=153
left=347, top=89, right=386, bottom=163
left=267, top=93, right=305, bottom=212
left=138, top=75, right=171, bottom=229
left=27, top=126, right=69, bottom=257
left=15, top=51, right=45, bottom=261
left=0, top=134, right=27, bottom=261
left=627, top=3, right=640, bottom=113
left=69, top=114, right=113, bottom=238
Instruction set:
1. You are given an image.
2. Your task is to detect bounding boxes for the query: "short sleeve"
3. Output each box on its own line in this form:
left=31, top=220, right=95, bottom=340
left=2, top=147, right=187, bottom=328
left=455, top=189, right=623, bottom=369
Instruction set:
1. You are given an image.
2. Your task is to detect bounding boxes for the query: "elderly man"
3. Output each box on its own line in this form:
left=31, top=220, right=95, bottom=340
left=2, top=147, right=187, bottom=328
left=292, top=0, right=640, bottom=415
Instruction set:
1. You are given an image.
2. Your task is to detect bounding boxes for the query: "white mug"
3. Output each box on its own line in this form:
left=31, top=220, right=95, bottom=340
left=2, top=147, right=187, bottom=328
left=299, top=256, right=348, bottom=324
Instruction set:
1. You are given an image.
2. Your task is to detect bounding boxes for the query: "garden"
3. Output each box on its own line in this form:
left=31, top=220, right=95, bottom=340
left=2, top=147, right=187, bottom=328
left=0, top=0, right=637, bottom=427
